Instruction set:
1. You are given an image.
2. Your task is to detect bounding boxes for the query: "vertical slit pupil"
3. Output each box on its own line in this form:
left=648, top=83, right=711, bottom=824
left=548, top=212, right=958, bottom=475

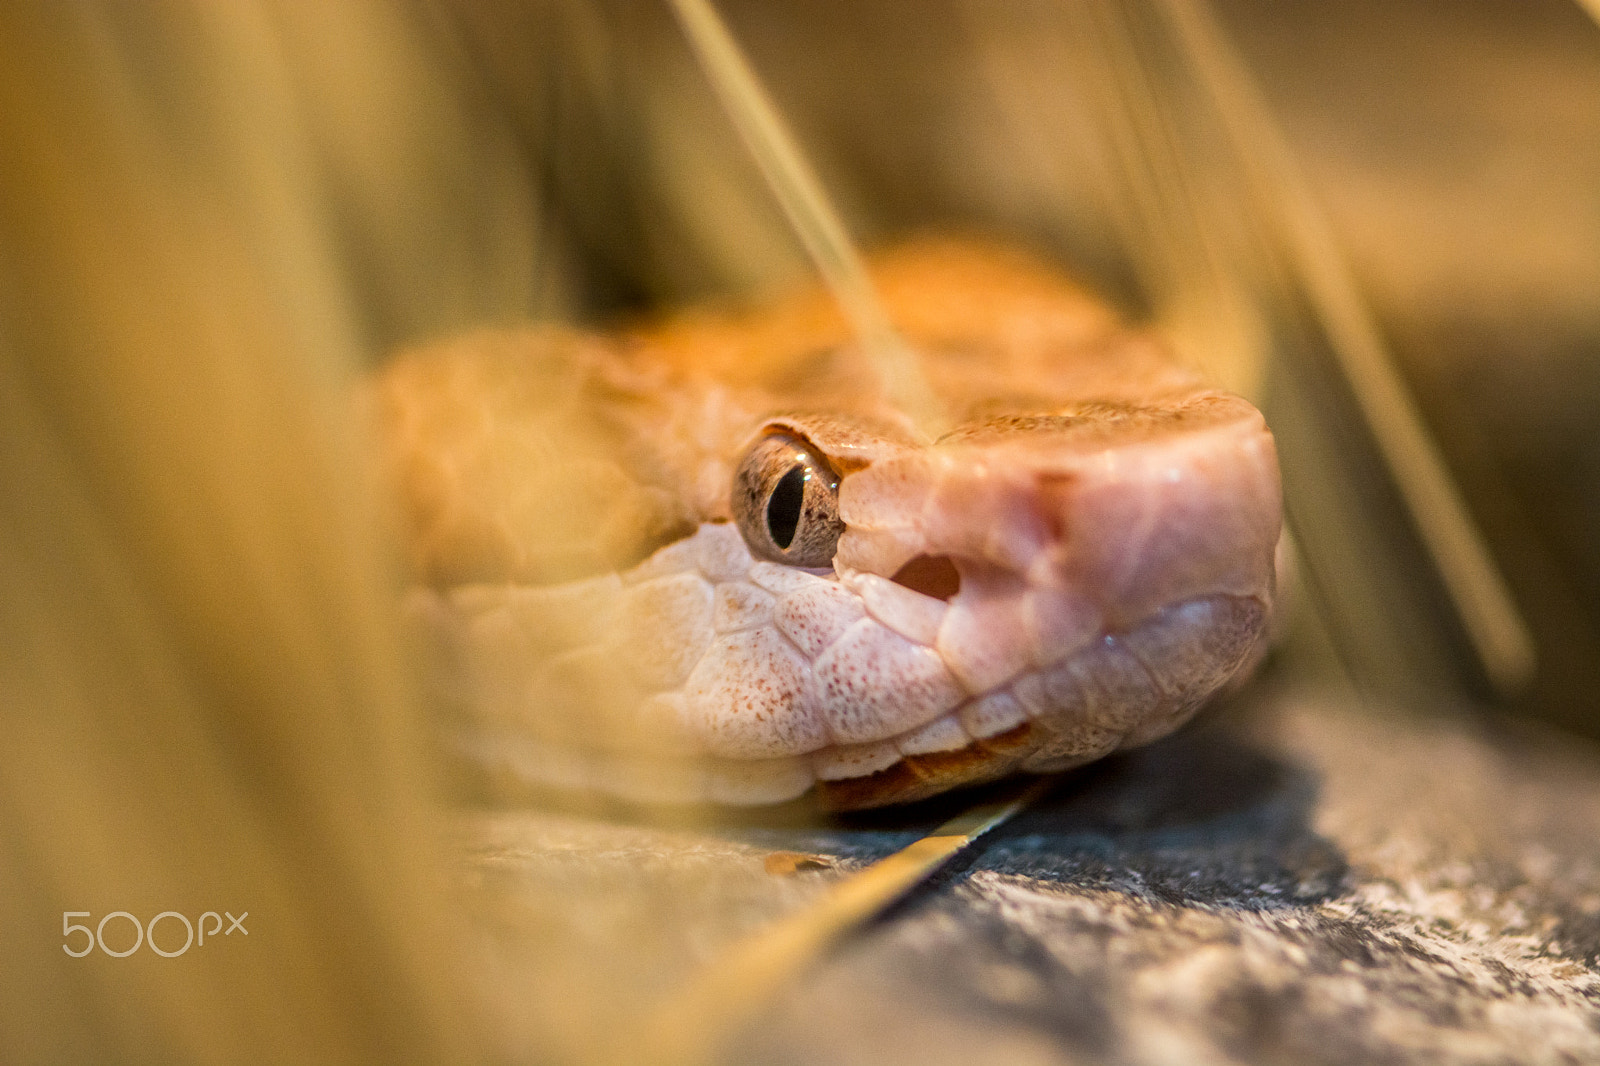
left=766, top=464, right=806, bottom=549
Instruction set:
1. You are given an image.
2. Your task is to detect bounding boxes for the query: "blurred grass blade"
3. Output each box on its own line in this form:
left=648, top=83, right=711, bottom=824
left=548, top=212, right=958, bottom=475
left=664, top=0, right=944, bottom=433
left=1158, top=0, right=1537, bottom=696
left=624, top=780, right=1051, bottom=1066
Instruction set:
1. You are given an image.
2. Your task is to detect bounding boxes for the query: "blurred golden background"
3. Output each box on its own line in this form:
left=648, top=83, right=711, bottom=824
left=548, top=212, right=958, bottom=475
left=1, top=1, right=1596, bottom=1061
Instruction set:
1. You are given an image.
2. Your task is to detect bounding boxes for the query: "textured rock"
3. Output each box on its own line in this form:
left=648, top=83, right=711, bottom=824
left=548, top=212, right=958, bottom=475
left=456, top=689, right=1600, bottom=1064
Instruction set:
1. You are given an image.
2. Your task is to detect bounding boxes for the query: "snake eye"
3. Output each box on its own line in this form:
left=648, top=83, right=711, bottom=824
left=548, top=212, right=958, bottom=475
left=732, top=432, right=844, bottom=567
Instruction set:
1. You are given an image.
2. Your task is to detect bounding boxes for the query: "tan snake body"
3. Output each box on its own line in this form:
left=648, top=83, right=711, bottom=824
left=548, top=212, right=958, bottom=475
left=375, top=238, right=1281, bottom=809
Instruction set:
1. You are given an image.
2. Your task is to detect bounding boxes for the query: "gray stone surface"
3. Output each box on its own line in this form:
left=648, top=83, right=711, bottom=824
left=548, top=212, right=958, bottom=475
left=456, top=689, right=1600, bottom=1064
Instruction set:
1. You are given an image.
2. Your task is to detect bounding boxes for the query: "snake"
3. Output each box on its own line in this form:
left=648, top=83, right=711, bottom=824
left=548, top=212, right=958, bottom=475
left=374, top=238, right=1281, bottom=809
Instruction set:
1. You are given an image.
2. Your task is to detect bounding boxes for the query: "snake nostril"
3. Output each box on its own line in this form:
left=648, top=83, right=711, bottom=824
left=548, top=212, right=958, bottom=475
left=890, top=555, right=961, bottom=601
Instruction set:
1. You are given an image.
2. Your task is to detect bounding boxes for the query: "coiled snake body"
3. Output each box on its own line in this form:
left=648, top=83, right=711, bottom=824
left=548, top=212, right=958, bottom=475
left=376, top=240, right=1281, bottom=809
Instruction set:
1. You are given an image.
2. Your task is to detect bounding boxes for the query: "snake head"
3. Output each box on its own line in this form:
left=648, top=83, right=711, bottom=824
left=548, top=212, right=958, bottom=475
left=390, top=240, right=1284, bottom=809
left=720, top=385, right=1280, bottom=807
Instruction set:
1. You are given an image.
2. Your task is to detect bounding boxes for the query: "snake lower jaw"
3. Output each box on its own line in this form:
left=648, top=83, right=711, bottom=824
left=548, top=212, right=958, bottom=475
left=811, top=590, right=1268, bottom=808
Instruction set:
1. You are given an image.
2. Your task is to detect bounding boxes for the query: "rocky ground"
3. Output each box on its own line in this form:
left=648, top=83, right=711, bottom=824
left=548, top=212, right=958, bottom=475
left=455, top=687, right=1600, bottom=1065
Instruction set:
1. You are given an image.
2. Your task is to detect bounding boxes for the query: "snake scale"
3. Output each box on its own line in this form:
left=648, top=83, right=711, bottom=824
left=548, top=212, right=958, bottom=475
left=374, top=238, right=1281, bottom=809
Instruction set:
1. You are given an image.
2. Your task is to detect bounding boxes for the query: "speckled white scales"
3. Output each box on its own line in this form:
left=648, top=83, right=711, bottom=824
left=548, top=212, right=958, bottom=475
left=376, top=240, right=1282, bottom=809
